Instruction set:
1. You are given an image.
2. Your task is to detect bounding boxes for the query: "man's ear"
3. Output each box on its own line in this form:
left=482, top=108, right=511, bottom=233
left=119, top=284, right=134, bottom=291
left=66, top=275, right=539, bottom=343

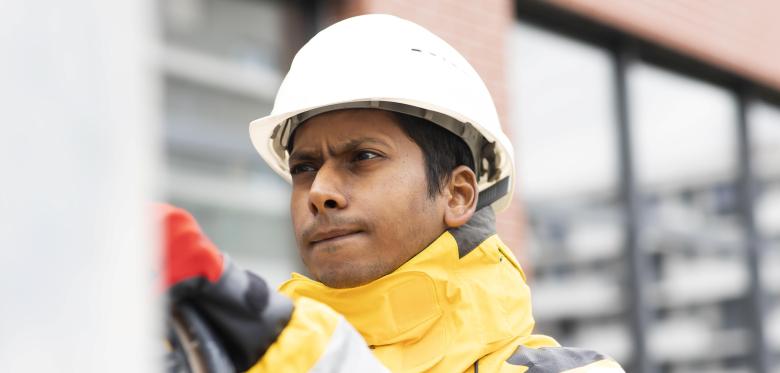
left=443, top=165, right=478, bottom=228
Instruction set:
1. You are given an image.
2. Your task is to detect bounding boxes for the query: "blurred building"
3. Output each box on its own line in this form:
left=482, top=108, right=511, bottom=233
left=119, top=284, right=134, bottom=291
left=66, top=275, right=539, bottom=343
left=158, top=0, right=313, bottom=286
left=510, top=2, right=780, bottom=373
left=157, top=1, right=780, bottom=372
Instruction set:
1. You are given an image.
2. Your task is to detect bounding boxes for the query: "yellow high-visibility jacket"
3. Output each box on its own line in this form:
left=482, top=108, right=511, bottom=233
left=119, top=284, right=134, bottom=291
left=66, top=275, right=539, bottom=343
left=250, top=209, right=624, bottom=372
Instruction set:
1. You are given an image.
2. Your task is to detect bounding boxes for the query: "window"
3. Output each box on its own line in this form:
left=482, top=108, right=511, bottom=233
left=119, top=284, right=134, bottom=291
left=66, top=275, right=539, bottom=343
left=162, top=0, right=284, bottom=69
left=751, top=100, right=780, bottom=357
left=629, top=63, right=748, bottom=367
left=158, top=0, right=305, bottom=287
left=510, top=21, right=629, bottom=363
left=515, top=3, right=779, bottom=372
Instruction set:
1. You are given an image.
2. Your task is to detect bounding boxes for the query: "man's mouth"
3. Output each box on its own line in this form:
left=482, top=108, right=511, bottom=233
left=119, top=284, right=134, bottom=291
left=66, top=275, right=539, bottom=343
left=308, top=228, right=363, bottom=247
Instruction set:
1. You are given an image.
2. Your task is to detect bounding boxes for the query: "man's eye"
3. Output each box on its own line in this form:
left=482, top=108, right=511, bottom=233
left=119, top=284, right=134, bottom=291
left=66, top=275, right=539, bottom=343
left=355, top=151, right=380, bottom=161
left=290, top=163, right=317, bottom=175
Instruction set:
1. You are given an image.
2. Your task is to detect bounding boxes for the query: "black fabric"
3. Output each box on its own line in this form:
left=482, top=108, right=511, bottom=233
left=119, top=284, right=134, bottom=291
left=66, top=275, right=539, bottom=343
left=476, top=177, right=510, bottom=211
left=448, top=207, right=496, bottom=258
left=505, top=345, right=608, bottom=372
left=170, top=258, right=294, bottom=372
left=172, top=302, right=235, bottom=373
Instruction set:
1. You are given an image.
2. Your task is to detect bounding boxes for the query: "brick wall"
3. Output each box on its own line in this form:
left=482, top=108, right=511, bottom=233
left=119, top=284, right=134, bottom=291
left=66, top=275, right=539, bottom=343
left=549, top=0, right=780, bottom=90
left=326, top=0, right=532, bottom=273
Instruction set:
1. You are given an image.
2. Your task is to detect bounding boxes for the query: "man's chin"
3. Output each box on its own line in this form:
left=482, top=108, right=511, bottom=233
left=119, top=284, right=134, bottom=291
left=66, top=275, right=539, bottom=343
left=309, top=256, right=385, bottom=289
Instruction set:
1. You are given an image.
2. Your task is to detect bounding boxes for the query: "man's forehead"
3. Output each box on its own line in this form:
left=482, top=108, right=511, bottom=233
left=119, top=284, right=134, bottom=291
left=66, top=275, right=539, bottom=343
left=288, top=109, right=404, bottom=152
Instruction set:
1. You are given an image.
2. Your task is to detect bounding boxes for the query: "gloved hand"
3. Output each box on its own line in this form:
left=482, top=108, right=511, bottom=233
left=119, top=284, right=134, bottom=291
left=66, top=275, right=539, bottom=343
left=157, top=203, right=293, bottom=372
left=159, top=203, right=224, bottom=295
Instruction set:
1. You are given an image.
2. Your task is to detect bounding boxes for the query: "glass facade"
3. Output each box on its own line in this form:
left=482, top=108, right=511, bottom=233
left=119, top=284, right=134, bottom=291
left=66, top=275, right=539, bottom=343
left=160, top=0, right=302, bottom=287
left=509, top=21, right=630, bottom=362
left=629, top=64, right=749, bottom=371
left=512, top=16, right=780, bottom=373
left=751, top=101, right=780, bottom=370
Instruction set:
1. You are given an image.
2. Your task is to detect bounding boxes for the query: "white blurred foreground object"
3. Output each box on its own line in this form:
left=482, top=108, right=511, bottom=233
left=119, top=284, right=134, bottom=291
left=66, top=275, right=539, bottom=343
left=0, top=1, right=159, bottom=372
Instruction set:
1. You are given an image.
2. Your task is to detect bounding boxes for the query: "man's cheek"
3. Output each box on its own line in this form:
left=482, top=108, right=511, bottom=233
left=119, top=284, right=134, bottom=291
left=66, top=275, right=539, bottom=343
left=290, top=197, right=308, bottom=223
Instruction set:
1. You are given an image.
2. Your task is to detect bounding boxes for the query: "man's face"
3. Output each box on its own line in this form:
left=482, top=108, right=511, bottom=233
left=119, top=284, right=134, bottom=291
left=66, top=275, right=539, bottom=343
left=288, top=109, right=447, bottom=288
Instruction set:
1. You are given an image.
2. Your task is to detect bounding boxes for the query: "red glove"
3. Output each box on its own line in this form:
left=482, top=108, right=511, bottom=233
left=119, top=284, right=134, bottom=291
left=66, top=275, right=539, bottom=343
left=156, top=203, right=224, bottom=289
left=155, top=203, right=293, bottom=371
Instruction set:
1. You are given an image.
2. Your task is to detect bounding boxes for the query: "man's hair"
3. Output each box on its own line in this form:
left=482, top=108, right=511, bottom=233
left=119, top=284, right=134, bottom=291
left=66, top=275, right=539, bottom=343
left=391, top=112, right=474, bottom=198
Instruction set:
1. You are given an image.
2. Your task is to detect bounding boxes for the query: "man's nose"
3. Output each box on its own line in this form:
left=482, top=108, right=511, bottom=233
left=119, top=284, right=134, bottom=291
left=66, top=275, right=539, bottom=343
left=308, top=165, right=348, bottom=215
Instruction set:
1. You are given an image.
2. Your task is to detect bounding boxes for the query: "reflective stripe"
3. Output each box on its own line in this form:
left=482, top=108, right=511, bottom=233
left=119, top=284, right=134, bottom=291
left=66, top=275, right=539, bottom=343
left=506, top=346, right=623, bottom=373
left=561, top=359, right=625, bottom=373
left=310, top=317, right=390, bottom=373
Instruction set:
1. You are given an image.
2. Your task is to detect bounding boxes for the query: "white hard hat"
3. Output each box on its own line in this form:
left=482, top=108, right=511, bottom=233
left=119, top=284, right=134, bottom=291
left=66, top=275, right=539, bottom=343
left=249, top=14, right=515, bottom=212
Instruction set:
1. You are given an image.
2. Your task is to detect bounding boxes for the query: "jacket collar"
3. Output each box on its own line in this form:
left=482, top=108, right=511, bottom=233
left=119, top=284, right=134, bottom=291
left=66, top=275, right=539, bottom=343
left=279, top=209, right=536, bottom=371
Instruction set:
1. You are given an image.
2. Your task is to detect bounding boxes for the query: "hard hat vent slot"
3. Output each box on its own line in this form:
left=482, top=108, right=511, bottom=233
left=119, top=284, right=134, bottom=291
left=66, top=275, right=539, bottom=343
left=409, top=48, right=458, bottom=70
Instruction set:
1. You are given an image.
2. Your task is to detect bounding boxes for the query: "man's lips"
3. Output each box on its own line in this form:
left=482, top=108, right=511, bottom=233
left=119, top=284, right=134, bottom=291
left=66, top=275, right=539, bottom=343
left=308, top=228, right=363, bottom=246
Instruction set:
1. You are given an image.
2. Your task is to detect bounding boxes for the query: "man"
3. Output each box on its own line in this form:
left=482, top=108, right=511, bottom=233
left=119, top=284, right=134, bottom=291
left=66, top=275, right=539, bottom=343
left=162, top=14, right=624, bottom=372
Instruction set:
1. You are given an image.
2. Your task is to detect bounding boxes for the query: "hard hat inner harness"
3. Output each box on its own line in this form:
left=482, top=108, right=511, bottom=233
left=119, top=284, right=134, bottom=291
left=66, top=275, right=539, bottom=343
left=270, top=100, right=507, bottom=210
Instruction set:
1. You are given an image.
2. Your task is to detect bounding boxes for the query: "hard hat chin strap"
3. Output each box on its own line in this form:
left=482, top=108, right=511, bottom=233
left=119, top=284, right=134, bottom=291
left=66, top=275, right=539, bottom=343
left=476, top=177, right=509, bottom=211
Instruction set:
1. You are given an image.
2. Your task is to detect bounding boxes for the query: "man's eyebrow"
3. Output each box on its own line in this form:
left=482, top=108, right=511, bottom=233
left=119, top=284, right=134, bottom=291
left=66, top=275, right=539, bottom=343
left=328, top=137, right=390, bottom=155
left=289, top=137, right=391, bottom=163
left=288, top=149, right=320, bottom=164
